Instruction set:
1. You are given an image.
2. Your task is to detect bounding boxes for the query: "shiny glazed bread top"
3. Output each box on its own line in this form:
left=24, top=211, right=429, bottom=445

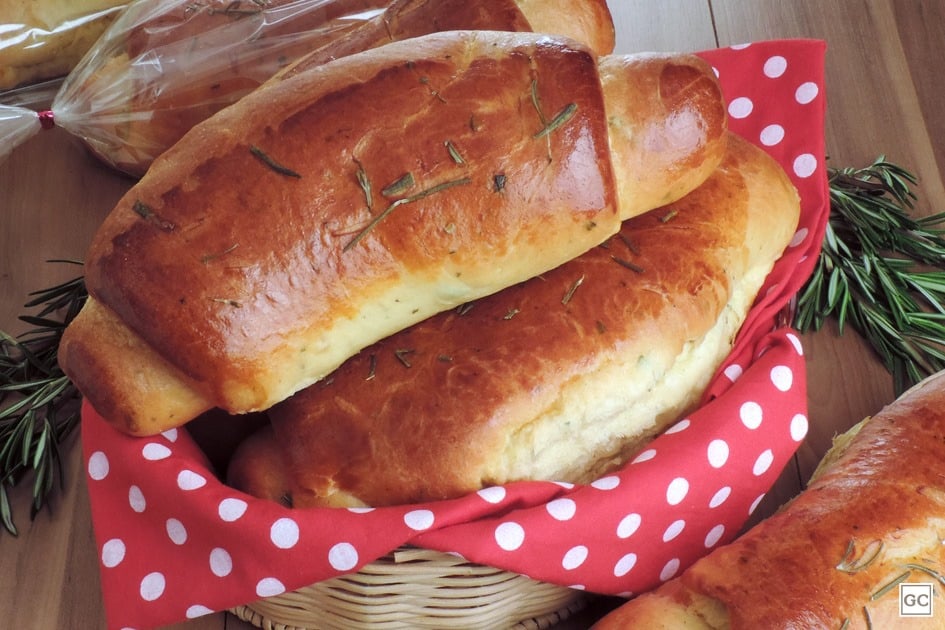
left=81, top=31, right=619, bottom=415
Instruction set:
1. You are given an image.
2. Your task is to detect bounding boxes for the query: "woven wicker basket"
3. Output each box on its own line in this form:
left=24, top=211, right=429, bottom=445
left=230, top=546, right=587, bottom=629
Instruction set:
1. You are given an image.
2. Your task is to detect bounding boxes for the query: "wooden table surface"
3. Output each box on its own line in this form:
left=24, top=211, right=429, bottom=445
left=1, top=1, right=943, bottom=628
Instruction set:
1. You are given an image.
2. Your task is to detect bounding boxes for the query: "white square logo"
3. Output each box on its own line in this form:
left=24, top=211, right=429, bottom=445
left=900, top=583, right=934, bottom=617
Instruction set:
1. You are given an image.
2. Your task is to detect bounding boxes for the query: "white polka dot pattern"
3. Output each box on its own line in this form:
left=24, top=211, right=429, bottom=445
left=78, top=40, right=827, bottom=630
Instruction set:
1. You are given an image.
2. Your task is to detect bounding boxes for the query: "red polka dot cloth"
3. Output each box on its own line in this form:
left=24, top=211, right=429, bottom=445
left=81, top=39, right=827, bottom=629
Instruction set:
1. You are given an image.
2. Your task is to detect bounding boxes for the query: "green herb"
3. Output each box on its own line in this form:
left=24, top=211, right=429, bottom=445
left=562, top=275, right=585, bottom=305
left=794, top=157, right=945, bottom=394
left=534, top=102, right=578, bottom=139
left=903, top=562, right=945, bottom=587
left=132, top=200, right=175, bottom=231
left=871, top=569, right=912, bottom=601
left=839, top=618, right=849, bottom=630
left=0, top=262, right=86, bottom=536
left=456, top=303, right=475, bottom=316
left=381, top=172, right=415, bottom=197
left=493, top=174, right=507, bottom=192
left=343, top=177, right=471, bottom=252
left=530, top=79, right=547, bottom=126
left=394, top=348, right=414, bottom=368
left=659, top=209, right=678, bottom=223
left=355, top=159, right=373, bottom=212
left=445, top=140, right=465, bottom=165
left=249, top=145, right=301, bottom=178
left=211, top=298, right=242, bottom=308
left=618, top=233, right=640, bottom=255
left=836, top=539, right=883, bottom=574
left=611, top=255, right=645, bottom=274
left=529, top=79, right=577, bottom=140
left=201, top=243, right=239, bottom=264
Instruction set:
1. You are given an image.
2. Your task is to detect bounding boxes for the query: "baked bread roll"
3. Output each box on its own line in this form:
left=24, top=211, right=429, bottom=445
left=67, top=0, right=615, bottom=176
left=592, top=371, right=945, bottom=630
left=59, top=33, right=728, bottom=436
left=0, top=0, right=125, bottom=89
left=226, top=133, right=800, bottom=508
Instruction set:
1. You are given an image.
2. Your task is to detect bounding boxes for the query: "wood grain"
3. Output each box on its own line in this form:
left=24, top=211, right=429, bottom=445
left=1, top=1, right=943, bottom=628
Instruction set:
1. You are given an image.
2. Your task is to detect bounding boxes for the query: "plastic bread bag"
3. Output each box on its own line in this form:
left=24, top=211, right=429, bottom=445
left=0, top=0, right=614, bottom=178
left=0, top=0, right=127, bottom=90
left=0, top=0, right=392, bottom=176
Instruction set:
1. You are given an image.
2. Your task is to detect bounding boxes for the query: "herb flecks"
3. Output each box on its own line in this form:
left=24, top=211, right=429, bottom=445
left=529, top=78, right=577, bottom=160
left=382, top=172, right=415, bottom=197
left=612, top=256, right=645, bottom=274
left=534, top=102, right=578, bottom=139
left=618, top=233, right=641, bottom=255
left=503, top=308, right=520, bottom=320
left=530, top=79, right=548, bottom=126
left=355, top=159, right=373, bottom=212
left=201, top=243, right=239, bottom=264
left=343, top=177, right=471, bottom=252
left=250, top=145, right=301, bottom=178
left=394, top=348, right=414, bottom=368
left=836, top=539, right=884, bottom=574
left=211, top=298, right=242, bottom=308
left=366, top=354, right=377, bottom=381
left=132, top=200, right=175, bottom=231
left=445, top=140, right=465, bottom=165
left=562, top=275, right=585, bottom=305
left=660, top=209, right=678, bottom=223
left=871, top=570, right=911, bottom=601
left=493, top=174, right=507, bottom=192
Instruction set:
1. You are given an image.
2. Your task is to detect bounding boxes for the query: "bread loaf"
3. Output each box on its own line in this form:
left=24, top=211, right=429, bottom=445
left=226, top=133, right=799, bottom=508
left=0, top=0, right=125, bottom=89
left=70, top=0, right=615, bottom=176
left=59, top=33, right=728, bottom=436
left=592, top=371, right=945, bottom=630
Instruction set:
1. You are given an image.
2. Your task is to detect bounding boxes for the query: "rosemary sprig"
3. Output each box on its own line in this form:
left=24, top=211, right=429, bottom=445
left=794, top=157, right=945, bottom=394
left=1, top=261, right=86, bottom=535
left=343, top=176, right=471, bottom=252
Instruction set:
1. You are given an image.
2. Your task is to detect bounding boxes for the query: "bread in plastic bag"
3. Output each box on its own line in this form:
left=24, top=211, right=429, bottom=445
left=0, top=0, right=126, bottom=89
left=0, top=0, right=615, bottom=177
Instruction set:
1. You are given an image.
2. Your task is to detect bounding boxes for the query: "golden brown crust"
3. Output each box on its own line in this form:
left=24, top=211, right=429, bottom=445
left=81, top=0, right=614, bottom=176
left=58, top=299, right=210, bottom=436
left=65, top=31, right=622, bottom=433
left=62, top=37, right=728, bottom=437
left=600, top=53, right=728, bottom=218
left=515, top=0, right=615, bottom=57
left=227, top=134, right=799, bottom=508
left=593, top=371, right=945, bottom=630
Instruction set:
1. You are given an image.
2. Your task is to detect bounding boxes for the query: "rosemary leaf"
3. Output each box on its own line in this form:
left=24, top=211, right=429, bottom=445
left=0, top=261, right=86, bottom=536
left=382, top=172, right=415, bottom=197
left=249, top=145, right=301, bottom=178
left=794, top=157, right=945, bottom=394
left=871, top=570, right=911, bottom=601
left=534, top=103, right=578, bottom=139
left=343, top=177, right=471, bottom=252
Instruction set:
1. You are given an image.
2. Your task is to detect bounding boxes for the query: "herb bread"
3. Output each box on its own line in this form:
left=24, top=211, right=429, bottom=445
left=227, top=133, right=800, bottom=507
left=593, top=369, right=945, bottom=630
left=59, top=31, right=728, bottom=436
